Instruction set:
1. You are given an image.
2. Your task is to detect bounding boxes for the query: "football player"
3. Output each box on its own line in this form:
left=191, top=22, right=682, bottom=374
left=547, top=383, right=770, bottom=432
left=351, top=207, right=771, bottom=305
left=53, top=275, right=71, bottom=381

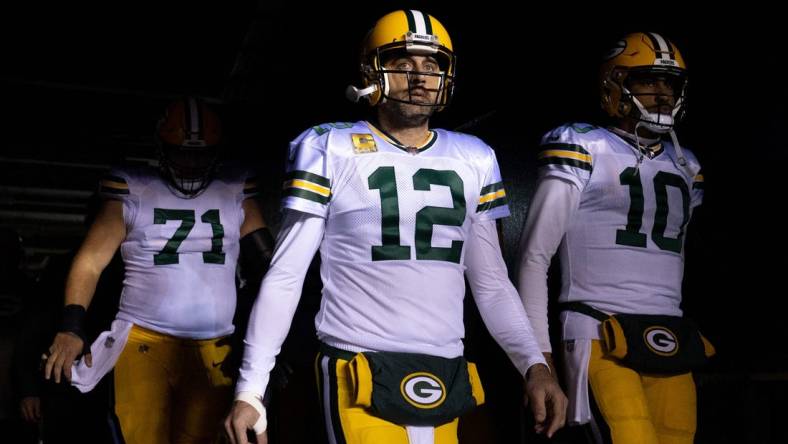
left=517, top=33, right=704, bottom=444
left=44, top=97, right=274, bottom=444
left=225, top=10, right=566, bottom=444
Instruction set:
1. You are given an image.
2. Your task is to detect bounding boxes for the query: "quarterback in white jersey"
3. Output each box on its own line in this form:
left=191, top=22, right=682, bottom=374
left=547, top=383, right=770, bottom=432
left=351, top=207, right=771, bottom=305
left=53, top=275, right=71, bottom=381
left=226, top=10, right=566, bottom=444
left=44, top=98, right=273, bottom=444
left=281, top=121, right=513, bottom=358
left=518, top=33, right=704, bottom=444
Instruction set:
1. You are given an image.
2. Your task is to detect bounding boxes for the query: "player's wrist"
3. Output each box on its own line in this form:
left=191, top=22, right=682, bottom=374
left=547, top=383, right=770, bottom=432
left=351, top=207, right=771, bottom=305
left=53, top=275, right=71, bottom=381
left=525, top=363, right=551, bottom=381
left=61, top=305, right=88, bottom=354
left=235, top=391, right=267, bottom=433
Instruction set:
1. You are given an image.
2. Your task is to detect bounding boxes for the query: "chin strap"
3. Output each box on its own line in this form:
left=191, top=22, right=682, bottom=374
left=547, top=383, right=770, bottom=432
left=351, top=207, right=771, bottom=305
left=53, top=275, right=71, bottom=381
left=610, top=124, right=651, bottom=173
left=668, top=129, right=687, bottom=167
left=668, top=129, right=699, bottom=178
left=610, top=125, right=694, bottom=178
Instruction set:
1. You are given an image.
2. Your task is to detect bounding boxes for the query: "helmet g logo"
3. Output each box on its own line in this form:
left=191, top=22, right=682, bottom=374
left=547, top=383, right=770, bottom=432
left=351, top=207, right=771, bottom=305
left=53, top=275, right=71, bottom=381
left=400, top=372, right=446, bottom=409
left=603, top=40, right=627, bottom=61
left=644, top=326, right=679, bottom=356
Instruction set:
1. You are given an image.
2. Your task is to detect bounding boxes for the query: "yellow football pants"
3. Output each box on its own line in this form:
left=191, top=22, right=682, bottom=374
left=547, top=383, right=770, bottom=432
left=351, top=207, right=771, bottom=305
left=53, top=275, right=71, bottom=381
left=113, top=325, right=233, bottom=444
left=588, top=340, right=696, bottom=444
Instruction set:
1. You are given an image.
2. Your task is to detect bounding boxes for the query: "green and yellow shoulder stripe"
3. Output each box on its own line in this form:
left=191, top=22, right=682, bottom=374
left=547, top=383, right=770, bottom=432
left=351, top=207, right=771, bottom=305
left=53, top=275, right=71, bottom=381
left=477, top=181, right=507, bottom=213
left=692, top=172, right=704, bottom=191
left=538, top=143, right=593, bottom=172
left=282, top=170, right=331, bottom=204
left=243, top=176, right=261, bottom=198
left=99, top=174, right=130, bottom=197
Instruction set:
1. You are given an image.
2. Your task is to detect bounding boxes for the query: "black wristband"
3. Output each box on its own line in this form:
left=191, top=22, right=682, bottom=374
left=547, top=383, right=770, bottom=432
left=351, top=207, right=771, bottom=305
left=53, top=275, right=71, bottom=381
left=61, top=304, right=88, bottom=354
left=239, top=227, right=275, bottom=284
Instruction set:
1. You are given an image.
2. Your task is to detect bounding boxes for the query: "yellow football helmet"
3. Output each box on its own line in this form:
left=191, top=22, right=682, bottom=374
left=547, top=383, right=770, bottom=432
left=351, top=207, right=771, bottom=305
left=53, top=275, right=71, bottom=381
left=600, top=32, right=688, bottom=133
left=347, top=10, right=456, bottom=110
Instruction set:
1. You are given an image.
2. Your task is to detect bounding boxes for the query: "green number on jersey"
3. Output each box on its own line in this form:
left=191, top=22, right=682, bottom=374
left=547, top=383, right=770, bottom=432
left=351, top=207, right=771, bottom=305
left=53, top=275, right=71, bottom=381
left=616, top=168, right=690, bottom=253
left=368, top=167, right=411, bottom=260
left=201, top=209, right=226, bottom=264
left=153, top=208, right=226, bottom=265
left=369, top=167, right=466, bottom=263
left=413, top=169, right=465, bottom=263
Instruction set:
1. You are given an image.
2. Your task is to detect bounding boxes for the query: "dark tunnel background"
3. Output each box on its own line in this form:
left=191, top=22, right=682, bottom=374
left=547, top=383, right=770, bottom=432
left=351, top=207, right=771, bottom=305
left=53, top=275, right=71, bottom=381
left=1, top=1, right=786, bottom=443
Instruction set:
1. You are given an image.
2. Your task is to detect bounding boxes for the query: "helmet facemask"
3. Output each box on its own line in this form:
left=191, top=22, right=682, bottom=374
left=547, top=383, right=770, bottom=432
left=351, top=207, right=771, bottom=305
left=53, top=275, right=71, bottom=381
left=159, top=142, right=219, bottom=198
left=156, top=97, right=222, bottom=198
left=618, top=67, right=688, bottom=134
left=364, top=37, right=456, bottom=109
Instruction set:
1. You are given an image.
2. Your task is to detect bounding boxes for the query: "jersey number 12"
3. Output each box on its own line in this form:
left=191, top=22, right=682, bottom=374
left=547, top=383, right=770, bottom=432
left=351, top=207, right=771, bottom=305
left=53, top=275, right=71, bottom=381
left=368, top=167, right=466, bottom=263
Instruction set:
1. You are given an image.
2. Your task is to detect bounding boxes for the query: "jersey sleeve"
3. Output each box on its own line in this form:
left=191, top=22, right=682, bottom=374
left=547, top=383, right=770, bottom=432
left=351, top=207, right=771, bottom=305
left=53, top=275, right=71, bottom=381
left=465, top=219, right=548, bottom=375
left=688, top=150, right=704, bottom=209
left=99, top=169, right=131, bottom=201
left=243, top=172, right=261, bottom=200
left=234, top=168, right=263, bottom=227
left=537, top=124, right=595, bottom=191
left=675, top=145, right=703, bottom=209
left=280, top=128, right=333, bottom=218
left=99, top=167, right=139, bottom=227
left=691, top=170, right=704, bottom=208
left=475, top=148, right=510, bottom=222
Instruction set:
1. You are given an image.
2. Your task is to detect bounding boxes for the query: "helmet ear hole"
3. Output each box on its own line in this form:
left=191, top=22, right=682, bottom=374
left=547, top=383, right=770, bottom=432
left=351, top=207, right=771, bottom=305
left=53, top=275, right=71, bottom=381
left=359, top=62, right=384, bottom=106
left=600, top=78, right=624, bottom=117
left=600, top=82, right=612, bottom=105
left=361, top=64, right=375, bottom=81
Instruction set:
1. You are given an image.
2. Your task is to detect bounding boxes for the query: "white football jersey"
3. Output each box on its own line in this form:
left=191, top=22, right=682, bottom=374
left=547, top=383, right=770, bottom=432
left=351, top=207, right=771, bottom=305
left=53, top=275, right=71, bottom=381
left=538, top=123, right=704, bottom=316
left=100, top=165, right=257, bottom=339
left=282, top=121, right=509, bottom=358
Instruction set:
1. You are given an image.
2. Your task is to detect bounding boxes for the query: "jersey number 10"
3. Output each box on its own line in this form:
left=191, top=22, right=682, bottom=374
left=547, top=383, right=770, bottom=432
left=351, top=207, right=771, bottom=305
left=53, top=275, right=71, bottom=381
left=616, top=168, right=690, bottom=254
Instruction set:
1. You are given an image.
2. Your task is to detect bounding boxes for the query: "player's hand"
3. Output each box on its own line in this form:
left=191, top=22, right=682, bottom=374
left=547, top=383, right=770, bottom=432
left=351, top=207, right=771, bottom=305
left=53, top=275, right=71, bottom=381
left=225, top=400, right=267, bottom=444
left=523, top=363, right=568, bottom=438
left=44, top=332, right=91, bottom=383
left=20, top=396, right=41, bottom=422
